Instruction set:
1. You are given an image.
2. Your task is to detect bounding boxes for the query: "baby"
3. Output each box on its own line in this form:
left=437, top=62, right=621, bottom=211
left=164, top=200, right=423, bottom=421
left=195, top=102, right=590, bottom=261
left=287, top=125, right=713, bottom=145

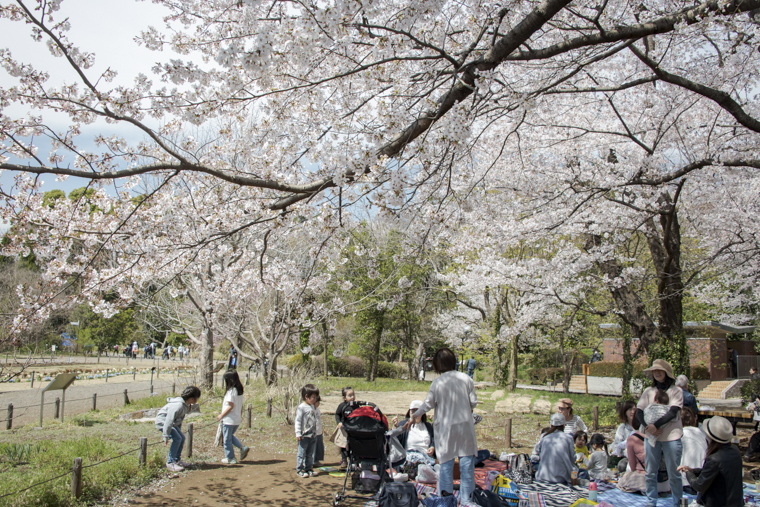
left=643, top=390, right=670, bottom=447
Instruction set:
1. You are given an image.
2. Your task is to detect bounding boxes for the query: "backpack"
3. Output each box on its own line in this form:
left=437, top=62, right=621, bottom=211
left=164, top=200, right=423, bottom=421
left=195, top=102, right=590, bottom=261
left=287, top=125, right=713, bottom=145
left=471, top=488, right=510, bottom=507
left=378, top=483, right=419, bottom=507
left=502, top=453, right=534, bottom=484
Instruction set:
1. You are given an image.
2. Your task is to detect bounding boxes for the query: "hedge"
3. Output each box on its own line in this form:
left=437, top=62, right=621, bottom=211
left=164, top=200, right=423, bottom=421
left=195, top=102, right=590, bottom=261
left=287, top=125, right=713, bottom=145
left=284, top=354, right=403, bottom=378
left=588, top=361, right=710, bottom=380
left=527, top=367, right=563, bottom=385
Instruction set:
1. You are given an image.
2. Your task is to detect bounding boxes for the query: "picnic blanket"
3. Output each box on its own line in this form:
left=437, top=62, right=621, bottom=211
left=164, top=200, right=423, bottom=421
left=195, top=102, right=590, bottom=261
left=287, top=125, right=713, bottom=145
left=597, top=488, right=697, bottom=507
left=517, top=481, right=586, bottom=507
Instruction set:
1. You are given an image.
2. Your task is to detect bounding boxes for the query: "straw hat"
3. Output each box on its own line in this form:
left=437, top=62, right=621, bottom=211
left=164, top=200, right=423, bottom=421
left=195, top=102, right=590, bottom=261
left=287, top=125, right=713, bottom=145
left=550, top=413, right=566, bottom=426
left=703, top=416, right=733, bottom=444
left=557, top=398, right=574, bottom=410
left=642, top=359, right=675, bottom=380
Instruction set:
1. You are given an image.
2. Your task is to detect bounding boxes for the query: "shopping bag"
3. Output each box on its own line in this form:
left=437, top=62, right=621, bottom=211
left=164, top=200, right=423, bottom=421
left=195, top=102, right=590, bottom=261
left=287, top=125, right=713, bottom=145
left=490, top=475, right=521, bottom=507
left=329, top=426, right=348, bottom=448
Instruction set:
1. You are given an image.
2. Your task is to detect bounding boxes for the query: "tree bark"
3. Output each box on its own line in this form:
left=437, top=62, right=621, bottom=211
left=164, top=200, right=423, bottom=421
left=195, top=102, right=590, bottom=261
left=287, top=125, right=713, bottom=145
left=507, top=335, right=518, bottom=391
left=198, top=325, right=214, bottom=388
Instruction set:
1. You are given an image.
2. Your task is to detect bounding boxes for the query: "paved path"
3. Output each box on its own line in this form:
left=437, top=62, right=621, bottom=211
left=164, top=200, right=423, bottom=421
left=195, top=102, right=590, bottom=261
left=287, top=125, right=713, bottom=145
left=0, top=371, right=200, bottom=428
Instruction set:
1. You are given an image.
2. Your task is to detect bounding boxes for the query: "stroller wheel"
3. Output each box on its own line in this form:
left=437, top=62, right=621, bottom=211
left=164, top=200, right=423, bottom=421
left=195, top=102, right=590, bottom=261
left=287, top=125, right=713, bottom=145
left=333, top=492, right=341, bottom=506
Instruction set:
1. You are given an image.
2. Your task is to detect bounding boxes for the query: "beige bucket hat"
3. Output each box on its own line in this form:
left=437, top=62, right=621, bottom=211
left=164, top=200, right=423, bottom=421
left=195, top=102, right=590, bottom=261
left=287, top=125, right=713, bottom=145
left=642, top=359, right=675, bottom=380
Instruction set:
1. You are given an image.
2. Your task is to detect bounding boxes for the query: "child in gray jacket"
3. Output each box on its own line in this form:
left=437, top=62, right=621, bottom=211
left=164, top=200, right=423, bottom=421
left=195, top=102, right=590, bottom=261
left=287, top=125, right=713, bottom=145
left=295, top=383, right=319, bottom=477
left=155, top=386, right=201, bottom=472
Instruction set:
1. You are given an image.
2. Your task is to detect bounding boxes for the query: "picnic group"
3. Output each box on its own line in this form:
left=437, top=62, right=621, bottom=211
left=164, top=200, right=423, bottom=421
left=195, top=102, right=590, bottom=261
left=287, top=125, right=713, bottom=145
left=152, top=353, right=745, bottom=507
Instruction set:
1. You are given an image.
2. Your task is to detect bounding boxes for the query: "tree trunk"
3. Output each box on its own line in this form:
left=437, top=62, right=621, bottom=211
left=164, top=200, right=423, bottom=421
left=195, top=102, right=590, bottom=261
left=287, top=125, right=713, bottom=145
left=369, top=325, right=383, bottom=382
left=507, top=334, right=518, bottom=391
left=321, top=321, right=329, bottom=378
left=413, top=341, right=424, bottom=381
left=198, top=326, right=214, bottom=388
left=621, top=322, right=633, bottom=399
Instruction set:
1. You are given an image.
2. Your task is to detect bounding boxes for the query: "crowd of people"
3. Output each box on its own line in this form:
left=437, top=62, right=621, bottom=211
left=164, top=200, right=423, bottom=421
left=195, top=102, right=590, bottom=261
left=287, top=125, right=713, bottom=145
left=152, top=352, right=745, bottom=507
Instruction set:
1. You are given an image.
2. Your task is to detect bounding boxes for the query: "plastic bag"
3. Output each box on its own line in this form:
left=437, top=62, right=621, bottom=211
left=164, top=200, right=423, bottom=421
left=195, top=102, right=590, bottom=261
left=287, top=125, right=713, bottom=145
left=490, top=475, right=521, bottom=507
left=417, top=464, right=438, bottom=484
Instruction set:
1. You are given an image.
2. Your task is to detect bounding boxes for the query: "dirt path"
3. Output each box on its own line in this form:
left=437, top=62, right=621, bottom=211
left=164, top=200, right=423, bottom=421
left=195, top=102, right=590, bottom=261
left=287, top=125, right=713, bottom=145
left=129, top=452, right=347, bottom=507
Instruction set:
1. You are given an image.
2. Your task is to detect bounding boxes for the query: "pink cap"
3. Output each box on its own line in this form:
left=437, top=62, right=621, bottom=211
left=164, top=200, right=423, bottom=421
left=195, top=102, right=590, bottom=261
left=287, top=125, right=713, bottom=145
left=589, top=482, right=597, bottom=490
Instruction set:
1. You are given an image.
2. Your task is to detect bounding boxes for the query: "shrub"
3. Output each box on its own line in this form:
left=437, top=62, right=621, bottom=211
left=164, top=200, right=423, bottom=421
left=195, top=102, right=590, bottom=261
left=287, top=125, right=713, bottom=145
left=690, top=364, right=710, bottom=380
left=376, top=361, right=403, bottom=379
left=742, top=379, right=760, bottom=403
left=527, top=367, right=563, bottom=385
left=588, top=361, right=646, bottom=378
left=343, top=356, right=366, bottom=377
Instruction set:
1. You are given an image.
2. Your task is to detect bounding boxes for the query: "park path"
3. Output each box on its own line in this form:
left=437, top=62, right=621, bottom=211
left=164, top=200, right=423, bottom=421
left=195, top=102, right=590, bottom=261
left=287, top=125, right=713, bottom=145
left=0, top=370, right=200, bottom=427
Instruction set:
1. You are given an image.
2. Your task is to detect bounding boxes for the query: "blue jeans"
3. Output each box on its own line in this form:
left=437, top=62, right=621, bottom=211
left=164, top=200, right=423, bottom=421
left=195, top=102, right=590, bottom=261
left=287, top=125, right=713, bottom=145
left=439, top=455, right=475, bottom=505
left=645, top=438, right=683, bottom=507
left=467, top=368, right=474, bottom=378
left=297, top=436, right=316, bottom=472
left=163, top=426, right=185, bottom=464
left=223, top=424, right=242, bottom=461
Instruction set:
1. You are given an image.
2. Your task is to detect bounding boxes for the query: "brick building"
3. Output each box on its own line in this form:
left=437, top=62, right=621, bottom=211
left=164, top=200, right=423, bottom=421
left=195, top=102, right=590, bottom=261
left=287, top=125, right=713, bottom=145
left=600, top=321, right=756, bottom=380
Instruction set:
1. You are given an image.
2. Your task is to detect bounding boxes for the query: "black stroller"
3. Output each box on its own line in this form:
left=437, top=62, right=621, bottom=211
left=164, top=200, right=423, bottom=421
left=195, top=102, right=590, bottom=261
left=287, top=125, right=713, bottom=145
left=334, top=402, right=391, bottom=506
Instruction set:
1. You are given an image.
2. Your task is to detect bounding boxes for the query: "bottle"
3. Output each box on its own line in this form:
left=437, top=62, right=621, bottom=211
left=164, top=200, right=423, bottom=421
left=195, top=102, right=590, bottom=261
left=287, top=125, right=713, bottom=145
left=588, top=482, right=597, bottom=502
left=571, top=469, right=578, bottom=486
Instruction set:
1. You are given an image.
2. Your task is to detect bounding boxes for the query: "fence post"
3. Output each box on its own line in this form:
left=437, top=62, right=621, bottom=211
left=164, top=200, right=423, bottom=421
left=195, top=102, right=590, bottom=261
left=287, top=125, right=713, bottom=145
left=123, top=389, right=129, bottom=406
left=133, top=368, right=136, bottom=380
left=505, top=418, right=512, bottom=448
left=266, top=398, right=272, bottom=418
left=105, top=369, right=109, bottom=382
left=71, top=457, right=83, bottom=499
left=6, top=404, right=12, bottom=430
left=247, top=404, right=252, bottom=429
left=92, top=393, right=97, bottom=411
left=172, top=383, right=176, bottom=396
left=138, top=437, right=147, bottom=466
left=593, top=406, right=599, bottom=431
left=187, top=423, right=194, bottom=458
left=55, top=397, right=61, bottom=418
left=30, top=371, right=34, bottom=389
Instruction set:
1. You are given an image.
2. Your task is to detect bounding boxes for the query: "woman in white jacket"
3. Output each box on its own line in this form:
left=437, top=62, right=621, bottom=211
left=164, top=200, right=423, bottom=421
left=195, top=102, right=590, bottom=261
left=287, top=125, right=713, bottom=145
left=679, top=407, right=707, bottom=493
left=405, top=347, right=478, bottom=505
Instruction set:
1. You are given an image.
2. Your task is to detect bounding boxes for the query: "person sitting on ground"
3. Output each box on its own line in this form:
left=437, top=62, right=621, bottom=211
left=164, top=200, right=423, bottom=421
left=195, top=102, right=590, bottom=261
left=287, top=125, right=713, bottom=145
left=556, top=398, right=587, bottom=436
left=531, top=413, right=575, bottom=485
left=643, top=389, right=671, bottom=447
left=391, top=400, right=436, bottom=467
left=155, top=385, right=201, bottom=472
left=612, top=400, right=637, bottom=456
left=679, top=416, right=743, bottom=507
left=587, top=433, right=609, bottom=481
left=676, top=375, right=698, bottom=414
left=574, top=431, right=590, bottom=471
left=679, top=407, right=707, bottom=494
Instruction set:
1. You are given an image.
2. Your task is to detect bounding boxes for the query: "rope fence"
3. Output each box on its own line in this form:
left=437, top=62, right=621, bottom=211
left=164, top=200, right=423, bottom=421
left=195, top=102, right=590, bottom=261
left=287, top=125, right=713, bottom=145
left=2, top=369, right=206, bottom=430
left=0, top=390, right=227, bottom=502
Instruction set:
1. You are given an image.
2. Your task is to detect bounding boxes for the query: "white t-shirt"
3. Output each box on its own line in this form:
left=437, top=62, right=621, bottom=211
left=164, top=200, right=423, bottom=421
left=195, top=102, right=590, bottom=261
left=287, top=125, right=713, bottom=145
left=222, top=387, right=244, bottom=426
left=406, top=423, right=432, bottom=453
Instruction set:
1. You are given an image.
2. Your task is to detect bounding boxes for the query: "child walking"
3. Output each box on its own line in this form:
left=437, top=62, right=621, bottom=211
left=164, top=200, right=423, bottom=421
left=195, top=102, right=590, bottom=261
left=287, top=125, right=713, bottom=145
left=313, top=395, right=324, bottom=467
left=295, top=383, right=319, bottom=477
left=217, top=370, right=250, bottom=464
left=155, top=385, right=201, bottom=472
left=586, top=433, right=609, bottom=481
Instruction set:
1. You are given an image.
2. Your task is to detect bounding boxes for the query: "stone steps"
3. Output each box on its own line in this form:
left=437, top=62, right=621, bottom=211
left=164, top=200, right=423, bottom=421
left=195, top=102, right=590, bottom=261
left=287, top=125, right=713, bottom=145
left=568, top=375, right=587, bottom=392
left=697, top=380, right=735, bottom=399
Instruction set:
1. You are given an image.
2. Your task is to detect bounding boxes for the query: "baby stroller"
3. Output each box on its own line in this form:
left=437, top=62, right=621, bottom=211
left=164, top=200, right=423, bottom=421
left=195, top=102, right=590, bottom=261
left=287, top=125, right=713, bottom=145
left=334, top=402, right=390, bottom=506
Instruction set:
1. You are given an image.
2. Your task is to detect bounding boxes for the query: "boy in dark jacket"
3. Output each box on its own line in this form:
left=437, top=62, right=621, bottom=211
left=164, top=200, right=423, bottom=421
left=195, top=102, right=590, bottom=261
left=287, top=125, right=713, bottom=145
left=155, top=386, right=201, bottom=472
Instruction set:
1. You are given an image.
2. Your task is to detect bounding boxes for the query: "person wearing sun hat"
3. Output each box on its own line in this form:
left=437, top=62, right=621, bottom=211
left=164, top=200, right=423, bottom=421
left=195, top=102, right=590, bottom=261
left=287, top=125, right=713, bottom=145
left=556, top=398, right=588, bottom=436
left=678, top=416, right=743, bottom=507
left=636, top=359, right=684, bottom=507
left=531, top=412, right=576, bottom=485
left=392, top=400, right=436, bottom=466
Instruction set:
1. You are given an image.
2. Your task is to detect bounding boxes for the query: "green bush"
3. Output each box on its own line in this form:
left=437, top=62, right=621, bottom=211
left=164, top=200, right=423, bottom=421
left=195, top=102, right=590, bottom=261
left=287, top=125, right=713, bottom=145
left=342, top=356, right=366, bottom=377
left=690, top=364, right=710, bottom=380
left=588, top=361, right=646, bottom=378
left=376, top=361, right=403, bottom=379
left=527, top=367, right=563, bottom=385
left=742, top=379, right=760, bottom=403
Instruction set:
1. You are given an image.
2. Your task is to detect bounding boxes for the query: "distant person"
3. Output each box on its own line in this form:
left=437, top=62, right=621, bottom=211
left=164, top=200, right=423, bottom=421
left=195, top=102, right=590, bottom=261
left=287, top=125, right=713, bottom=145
left=155, top=385, right=201, bottom=472
left=751, top=367, right=760, bottom=382
left=676, top=375, right=698, bottom=413
left=178, top=344, right=185, bottom=361
left=590, top=350, right=602, bottom=363
left=679, top=408, right=707, bottom=493
left=728, top=348, right=738, bottom=378
left=466, top=356, right=476, bottom=378
left=228, top=346, right=238, bottom=369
